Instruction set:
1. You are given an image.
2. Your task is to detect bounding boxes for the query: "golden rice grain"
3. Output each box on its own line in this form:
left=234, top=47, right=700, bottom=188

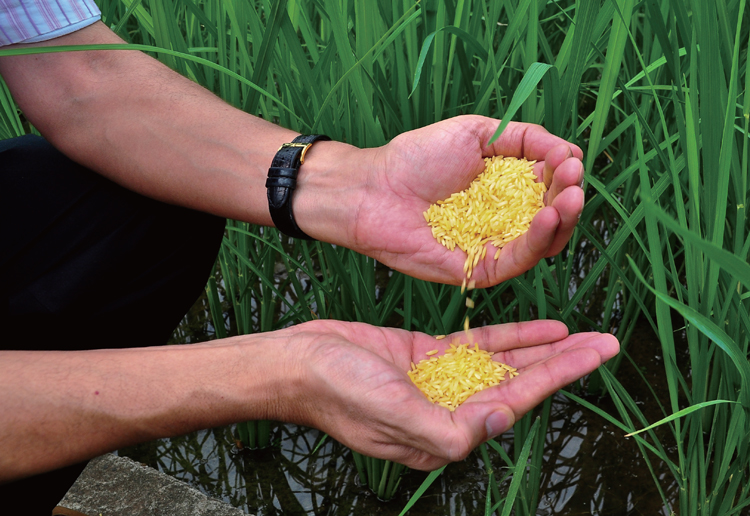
left=424, top=156, right=546, bottom=279
left=408, top=342, right=518, bottom=411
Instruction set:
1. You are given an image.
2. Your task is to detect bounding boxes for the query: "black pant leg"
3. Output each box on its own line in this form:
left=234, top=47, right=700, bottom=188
left=1, top=135, right=226, bottom=512
left=2, top=134, right=226, bottom=350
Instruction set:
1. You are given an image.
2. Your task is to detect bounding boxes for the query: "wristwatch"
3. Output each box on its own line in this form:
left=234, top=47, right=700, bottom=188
left=266, top=134, right=331, bottom=240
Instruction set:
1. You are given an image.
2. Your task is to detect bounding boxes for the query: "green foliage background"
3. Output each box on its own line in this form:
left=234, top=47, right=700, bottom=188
left=1, top=0, right=749, bottom=514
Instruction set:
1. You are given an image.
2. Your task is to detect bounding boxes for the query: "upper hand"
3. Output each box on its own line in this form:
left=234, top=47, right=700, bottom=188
left=349, top=115, right=584, bottom=287
left=280, top=319, right=618, bottom=471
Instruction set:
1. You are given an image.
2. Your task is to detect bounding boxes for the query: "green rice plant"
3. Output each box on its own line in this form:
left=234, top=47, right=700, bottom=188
left=558, top=0, right=750, bottom=513
left=352, top=454, right=407, bottom=501
left=4, top=0, right=749, bottom=512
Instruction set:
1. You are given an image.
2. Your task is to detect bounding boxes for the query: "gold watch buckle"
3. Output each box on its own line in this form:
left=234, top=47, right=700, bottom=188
left=279, top=142, right=314, bottom=164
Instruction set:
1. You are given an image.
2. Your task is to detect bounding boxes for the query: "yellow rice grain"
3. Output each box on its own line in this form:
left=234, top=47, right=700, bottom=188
left=408, top=342, right=516, bottom=411
left=424, top=156, right=546, bottom=279
left=425, top=349, right=439, bottom=356
left=466, top=298, right=475, bottom=309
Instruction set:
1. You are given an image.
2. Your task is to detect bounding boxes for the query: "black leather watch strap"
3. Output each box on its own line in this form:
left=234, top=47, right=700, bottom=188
left=266, top=134, right=330, bottom=240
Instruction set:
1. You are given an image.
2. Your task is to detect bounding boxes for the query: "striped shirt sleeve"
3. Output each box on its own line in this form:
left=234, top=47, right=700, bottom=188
left=0, top=0, right=101, bottom=47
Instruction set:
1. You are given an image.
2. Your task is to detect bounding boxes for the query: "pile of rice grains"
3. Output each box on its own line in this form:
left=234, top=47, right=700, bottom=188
left=423, top=156, right=546, bottom=281
left=409, top=157, right=544, bottom=410
left=408, top=341, right=519, bottom=411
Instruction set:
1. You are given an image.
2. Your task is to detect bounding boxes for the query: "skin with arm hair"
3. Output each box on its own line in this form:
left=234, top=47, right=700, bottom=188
left=0, top=320, right=619, bottom=482
left=0, top=22, right=609, bottom=482
left=0, top=22, right=585, bottom=288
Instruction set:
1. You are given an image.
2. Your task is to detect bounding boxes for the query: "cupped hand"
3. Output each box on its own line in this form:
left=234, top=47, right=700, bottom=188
left=353, top=115, right=584, bottom=287
left=283, top=319, right=618, bottom=471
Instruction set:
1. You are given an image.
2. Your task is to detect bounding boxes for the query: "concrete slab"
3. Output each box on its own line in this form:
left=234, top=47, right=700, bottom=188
left=56, top=453, right=249, bottom=516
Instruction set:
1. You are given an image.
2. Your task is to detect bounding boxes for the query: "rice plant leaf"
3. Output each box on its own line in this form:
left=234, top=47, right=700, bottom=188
left=627, top=256, right=750, bottom=409
left=484, top=473, right=495, bottom=516
left=0, top=76, right=24, bottom=138
left=222, top=238, right=296, bottom=314
left=488, top=62, right=552, bottom=144
left=312, top=2, right=420, bottom=136
left=397, top=465, right=446, bottom=516
left=414, top=280, right=447, bottom=335
left=351, top=451, right=367, bottom=486
left=244, top=0, right=288, bottom=113
left=624, top=400, right=739, bottom=437
left=409, top=25, right=486, bottom=97
left=205, top=275, right=227, bottom=340
left=563, top=170, right=672, bottom=319
left=584, top=0, right=635, bottom=174
left=485, top=438, right=514, bottom=468
left=112, top=0, right=145, bottom=36
left=706, top=0, right=747, bottom=310
left=643, top=200, right=750, bottom=291
left=500, top=417, right=541, bottom=516
left=371, top=8, right=422, bottom=62
left=542, top=65, right=561, bottom=135
left=576, top=48, right=688, bottom=139
left=322, top=0, right=383, bottom=144
left=117, top=0, right=154, bottom=36
left=562, top=388, right=678, bottom=470
left=558, top=0, right=599, bottom=128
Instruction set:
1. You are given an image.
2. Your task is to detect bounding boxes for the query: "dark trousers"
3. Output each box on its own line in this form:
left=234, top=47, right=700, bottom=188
left=1, top=135, right=226, bottom=513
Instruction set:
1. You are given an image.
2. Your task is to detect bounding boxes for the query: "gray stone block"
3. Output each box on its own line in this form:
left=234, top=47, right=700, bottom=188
left=57, top=454, right=249, bottom=516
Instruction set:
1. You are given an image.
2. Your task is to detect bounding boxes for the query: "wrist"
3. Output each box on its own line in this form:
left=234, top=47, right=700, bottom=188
left=224, top=330, right=307, bottom=423
left=290, top=140, right=376, bottom=249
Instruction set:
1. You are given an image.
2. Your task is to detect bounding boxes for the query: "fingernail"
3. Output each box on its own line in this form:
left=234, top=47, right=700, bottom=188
left=566, top=148, right=574, bottom=159
left=485, top=411, right=511, bottom=439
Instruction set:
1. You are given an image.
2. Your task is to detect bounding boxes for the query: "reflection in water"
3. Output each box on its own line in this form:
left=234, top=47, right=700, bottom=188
left=143, top=258, right=678, bottom=514
left=120, top=387, right=676, bottom=515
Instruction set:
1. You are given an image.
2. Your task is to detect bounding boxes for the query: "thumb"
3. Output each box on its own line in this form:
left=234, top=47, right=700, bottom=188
left=453, top=401, right=517, bottom=448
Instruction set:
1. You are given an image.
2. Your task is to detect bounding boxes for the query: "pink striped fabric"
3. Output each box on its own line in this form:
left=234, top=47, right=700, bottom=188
left=0, top=0, right=100, bottom=46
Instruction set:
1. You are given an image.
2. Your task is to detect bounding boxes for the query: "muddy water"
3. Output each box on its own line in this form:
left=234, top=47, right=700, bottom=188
left=119, top=314, right=677, bottom=515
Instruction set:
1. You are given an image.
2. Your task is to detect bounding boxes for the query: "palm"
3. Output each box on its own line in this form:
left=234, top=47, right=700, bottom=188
left=291, top=319, right=618, bottom=470
left=354, top=116, right=584, bottom=287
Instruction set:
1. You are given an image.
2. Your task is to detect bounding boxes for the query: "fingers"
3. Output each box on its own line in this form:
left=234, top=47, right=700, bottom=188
left=474, top=334, right=618, bottom=412
left=539, top=143, right=574, bottom=187
left=337, top=328, right=618, bottom=472
left=477, top=118, right=583, bottom=162
left=482, top=206, right=558, bottom=284
left=410, top=320, right=569, bottom=363
left=453, top=333, right=619, bottom=441
left=546, top=186, right=585, bottom=257
left=451, top=320, right=570, bottom=350
left=386, top=334, right=618, bottom=469
left=496, top=331, right=617, bottom=369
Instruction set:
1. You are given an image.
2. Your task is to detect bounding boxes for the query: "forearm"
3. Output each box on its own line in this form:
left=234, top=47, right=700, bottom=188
left=0, top=22, right=369, bottom=243
left=0, top=334, right=300, bottom=482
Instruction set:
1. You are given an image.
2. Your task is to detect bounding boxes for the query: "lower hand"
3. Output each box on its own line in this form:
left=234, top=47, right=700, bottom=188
left=279, top=319, right=618, bottom=471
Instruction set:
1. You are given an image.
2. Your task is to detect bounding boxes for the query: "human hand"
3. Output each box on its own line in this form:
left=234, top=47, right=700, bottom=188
left=348, top=115, right=584, bottom=287
left=281, top=319, right=618, bottom=471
